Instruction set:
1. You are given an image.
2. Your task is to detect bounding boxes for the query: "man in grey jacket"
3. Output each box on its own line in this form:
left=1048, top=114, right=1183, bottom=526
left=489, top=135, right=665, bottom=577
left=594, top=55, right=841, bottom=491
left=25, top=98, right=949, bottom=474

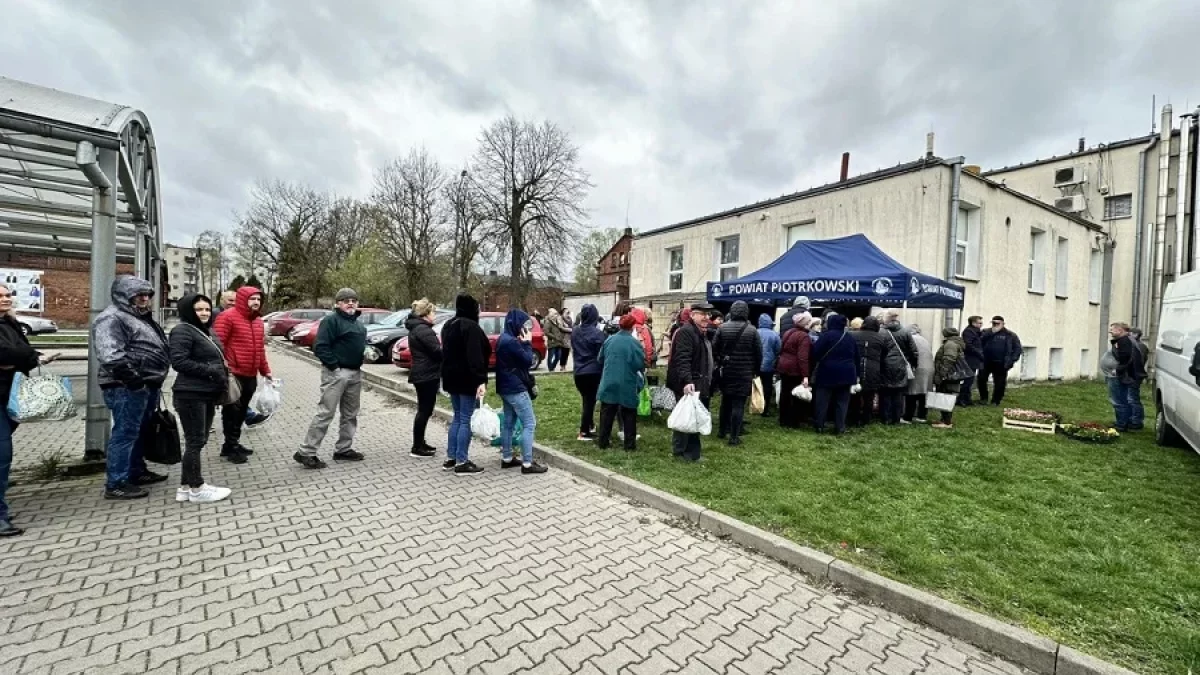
left=94, top=276, right=171, bottom=500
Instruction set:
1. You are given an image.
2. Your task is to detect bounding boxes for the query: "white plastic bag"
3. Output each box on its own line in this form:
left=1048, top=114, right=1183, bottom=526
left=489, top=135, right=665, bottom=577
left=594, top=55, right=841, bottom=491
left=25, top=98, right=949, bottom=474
left=667, top=393, right=712, bottom=435
left=774, top=378, right=781, bottom=401
left=250, top=378, right=282, bottom=416
left=791, top=384, right=812, bottom=402
left=470, top=403, right=501, bottom=439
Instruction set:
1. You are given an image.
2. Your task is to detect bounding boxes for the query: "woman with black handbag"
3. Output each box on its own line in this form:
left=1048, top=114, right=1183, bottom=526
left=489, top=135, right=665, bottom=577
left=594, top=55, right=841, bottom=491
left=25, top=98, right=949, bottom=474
left=168, top=294, right=232, bottom=503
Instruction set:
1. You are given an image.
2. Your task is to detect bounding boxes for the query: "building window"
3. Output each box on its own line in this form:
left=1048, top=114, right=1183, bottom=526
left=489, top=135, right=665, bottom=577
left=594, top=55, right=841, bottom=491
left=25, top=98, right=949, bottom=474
left=1103, top=194, right=1132, bottom=220
left=1055, top=236, right=1069, bottom=298
left=617, top=275, right=624, bottom=286
left=1028, top=229, right=1047, bottom=293
left=1049, top=347, right=1064, bottom=380
left=618, top=252, right=627, bottom=265
left=1080, top=349, right=1093, bottom=378
left=955, top=205, right=981, bottom=279
left=1021, top=347, right=1037, bottom=380
left=785, top=220, right=815, bottom=251
left=667, top=247, right=683, bottom=291
left=716, top=236, right=740, bottom=282
left=1088, top=248, right=1102, bottom=304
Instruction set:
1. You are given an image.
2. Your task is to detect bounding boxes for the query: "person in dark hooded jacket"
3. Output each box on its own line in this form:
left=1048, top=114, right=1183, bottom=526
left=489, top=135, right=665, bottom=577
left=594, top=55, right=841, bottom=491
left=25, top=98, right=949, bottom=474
left=441, top=293, right=491, bottom=475
left=714, top=301, right=762, bottom=445
left=931, top=327, right=968, bottom=428
left=571, top=304, right=607, bottom=440
left=405, top=298, right=442, bottom=458
left=850, top=316, right=888, bottom=426
left=880, top=320, right=915, bottom=424
left=757, top=313, right=782, bottom=417
left=168, top=294, right=232, bottom=504
left=495, top=309, right=548, bottom=474
left=809, top=313, right=861, bottom=434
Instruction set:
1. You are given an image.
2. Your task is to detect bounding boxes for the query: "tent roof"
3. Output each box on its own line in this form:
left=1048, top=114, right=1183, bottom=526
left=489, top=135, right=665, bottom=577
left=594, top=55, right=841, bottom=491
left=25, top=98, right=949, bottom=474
left=706, top=234, right=965, bottom=309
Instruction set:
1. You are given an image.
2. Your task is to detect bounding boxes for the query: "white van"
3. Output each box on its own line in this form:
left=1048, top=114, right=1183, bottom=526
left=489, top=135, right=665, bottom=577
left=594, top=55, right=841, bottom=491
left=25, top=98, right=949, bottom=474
left=1154, top=270, right=1200, bottom=452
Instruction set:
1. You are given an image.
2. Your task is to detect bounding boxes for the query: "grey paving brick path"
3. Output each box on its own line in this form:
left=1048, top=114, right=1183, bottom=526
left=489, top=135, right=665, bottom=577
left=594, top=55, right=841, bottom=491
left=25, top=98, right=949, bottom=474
left=0, top=348, right=1031, bottom=675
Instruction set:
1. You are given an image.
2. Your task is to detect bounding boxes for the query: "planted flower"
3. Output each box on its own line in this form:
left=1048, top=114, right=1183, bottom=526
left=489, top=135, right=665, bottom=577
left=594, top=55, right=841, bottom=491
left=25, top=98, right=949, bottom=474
left=1002, top=408, right=1061, bottom=424
left=1058, top=422, right=1120, bottom=444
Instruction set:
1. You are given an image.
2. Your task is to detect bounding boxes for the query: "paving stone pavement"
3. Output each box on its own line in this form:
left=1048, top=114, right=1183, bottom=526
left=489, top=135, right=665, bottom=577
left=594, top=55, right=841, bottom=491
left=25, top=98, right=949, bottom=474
left=0, top=348, right=1033, bottom=675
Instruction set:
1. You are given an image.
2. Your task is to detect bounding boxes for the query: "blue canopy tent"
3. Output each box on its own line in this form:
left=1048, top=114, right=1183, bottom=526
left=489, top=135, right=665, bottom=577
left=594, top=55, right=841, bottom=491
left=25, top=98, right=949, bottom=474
left=706, top=234, right=965, bottom=309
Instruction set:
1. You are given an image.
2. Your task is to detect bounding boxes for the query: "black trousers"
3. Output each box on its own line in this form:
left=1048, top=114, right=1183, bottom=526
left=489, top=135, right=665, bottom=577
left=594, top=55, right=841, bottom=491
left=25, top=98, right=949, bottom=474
left=718, top=394, right=748, bottom=440
left=978, top=363, right=1009, bottom=404
left=574, top=373, right=602, bottom=434
left=598, top=403, right=637, bottom=450
left=957, top=376, right=976, bottom=406
left=813, top=386, right=851, bottom=433
left=879, top=388, right=905, bottom=425
left=221, top=375, right=257, bottom=452
left=413, top=380, right=439, bottom=448
left=759, top=373, right=776, bottom=415
left=778, top=375, right=807, bottom=428
left=672, top=431, right=702, bottom=461
left=850, top=389, right=877, bottom=427
left=903, top=394, right=928, bottom=421
left=174, top=397, right=215, bottom=489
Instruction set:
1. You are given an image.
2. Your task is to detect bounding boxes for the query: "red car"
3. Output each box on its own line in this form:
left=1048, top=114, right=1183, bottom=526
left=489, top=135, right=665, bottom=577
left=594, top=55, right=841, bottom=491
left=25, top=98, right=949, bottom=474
left=290, top=309, right=392, bottom=348
left=392, top=312, right=546, bottom=370
left=268, top=309, right=332, bottom=337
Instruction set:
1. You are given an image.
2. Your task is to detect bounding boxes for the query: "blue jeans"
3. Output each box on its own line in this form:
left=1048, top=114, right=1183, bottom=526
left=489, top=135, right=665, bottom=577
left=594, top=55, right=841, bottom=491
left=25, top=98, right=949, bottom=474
left=500, top=392, right=537, bottom=464
left=0, top=416, right=13, bottom=521
left=102, top=387, right=157, bottom=490
left=1107, top=376, right=1144, bottom=429
left=547, top=348, right=561, bottom=372
left=448, top=394, right=476, bottom=464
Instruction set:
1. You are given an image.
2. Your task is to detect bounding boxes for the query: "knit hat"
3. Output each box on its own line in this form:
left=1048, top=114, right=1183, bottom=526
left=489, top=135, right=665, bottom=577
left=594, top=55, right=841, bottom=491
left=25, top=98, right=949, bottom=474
left=942, top=327, right=959, bottom=338
left=793, top=296, right=811, bottom=308
left=334, top=288, right=359, bottom=302
left=619, top=314, right=636, bottom=331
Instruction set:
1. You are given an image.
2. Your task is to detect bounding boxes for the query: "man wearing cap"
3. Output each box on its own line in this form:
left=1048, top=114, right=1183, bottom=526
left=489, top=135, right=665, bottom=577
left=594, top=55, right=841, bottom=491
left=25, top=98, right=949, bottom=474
left=296, top=288, right=368, bottom=468
left=666, top=302, right=715, bottom=462
left=978, top=315, right=1022, bottom=406
left=779, top=296, right=812, bottom=334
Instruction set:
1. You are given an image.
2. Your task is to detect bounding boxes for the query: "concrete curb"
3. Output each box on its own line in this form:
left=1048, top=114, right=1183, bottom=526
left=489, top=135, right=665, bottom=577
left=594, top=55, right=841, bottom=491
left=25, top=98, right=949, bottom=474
left=271, top=342, right=1137, bottom=675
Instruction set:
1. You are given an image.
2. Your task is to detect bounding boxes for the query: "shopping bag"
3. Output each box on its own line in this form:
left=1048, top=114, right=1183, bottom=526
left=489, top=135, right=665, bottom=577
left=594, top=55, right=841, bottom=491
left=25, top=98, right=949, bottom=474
left=7, top=369, right=77, bottom=423
left=470, top=404, right=501, bottom=439
left=219, top=373, right=241, bottom=407
left=774, top=378, right=781, bottom=401
left=791, top=384, right=813, bottom=402
left=141, top=405, right=182, bottom=465
left=926, top=392, right=957, bottom=412
left=489, top=412, right=523, bottom=447
left=250, top=378, right=282, bottom=415
left=638, top=387, right=652, bottom=417
left=750, top=379, right=765, bottom=414
left=649, top=386, right=676, bottom=412
left=667, top=393, right=712, bottom=435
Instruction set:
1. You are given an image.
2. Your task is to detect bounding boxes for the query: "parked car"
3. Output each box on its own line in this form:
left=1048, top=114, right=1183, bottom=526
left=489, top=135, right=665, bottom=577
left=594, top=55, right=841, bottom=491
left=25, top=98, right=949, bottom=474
left=267, top=309, right=331, bottom=338
left=392, top=312, right=545, bottom=370
left=1154, top=270, right=1200, bottom=453
left=363, top=309, right=454, bottom=364
left=14, top=313, right=57, bottom=336
left=291, top=308, right=392, bottom=348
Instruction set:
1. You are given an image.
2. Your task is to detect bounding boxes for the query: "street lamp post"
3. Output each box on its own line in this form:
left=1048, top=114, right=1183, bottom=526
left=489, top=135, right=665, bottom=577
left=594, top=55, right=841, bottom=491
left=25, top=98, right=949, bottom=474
left=455, top=169, right=469, bottom=294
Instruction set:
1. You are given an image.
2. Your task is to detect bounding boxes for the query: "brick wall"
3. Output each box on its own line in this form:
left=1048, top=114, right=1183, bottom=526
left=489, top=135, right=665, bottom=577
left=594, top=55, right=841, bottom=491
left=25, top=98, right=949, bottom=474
left=481, top=285, right=566, bottom=315
left=0, top=254, right=135, bottom=327
left=597, top=230, right=632, bottom=302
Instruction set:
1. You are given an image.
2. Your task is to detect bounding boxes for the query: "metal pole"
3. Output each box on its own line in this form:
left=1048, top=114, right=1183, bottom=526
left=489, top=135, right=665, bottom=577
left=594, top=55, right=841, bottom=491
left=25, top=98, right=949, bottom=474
left=83, top=145, right=119, bottom=461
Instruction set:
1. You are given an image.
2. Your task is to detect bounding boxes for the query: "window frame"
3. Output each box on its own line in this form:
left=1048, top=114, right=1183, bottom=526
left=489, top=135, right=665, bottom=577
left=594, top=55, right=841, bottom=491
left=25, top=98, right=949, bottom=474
left=1028, top=228, right=1047, bottom=294
left=1088, top=248, right=1103, bottom=305
left=954, top=204, right=982, bottom=280
left=666, top=247, right=684, bottom=292
left=1102, top=193, right=1133, bottom=221
left=715, top=235, right=740, bottom=282
left=1055, top=235, right=1070, bottom=299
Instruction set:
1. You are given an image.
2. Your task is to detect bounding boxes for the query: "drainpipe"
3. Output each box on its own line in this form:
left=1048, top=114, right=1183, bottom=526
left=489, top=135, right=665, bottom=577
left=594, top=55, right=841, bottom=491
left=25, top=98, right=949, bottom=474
left=1194, top=106, right=1200, bottom=272
left=75, top=141, right=112, bottom=190
left=942, top=156, right=965, bottom=329
left=1151, top=105, right=1172, bottom=342
left=1176, top=112, right=1194, bottom=278
left=1132, top=136, right=1157, bottom=328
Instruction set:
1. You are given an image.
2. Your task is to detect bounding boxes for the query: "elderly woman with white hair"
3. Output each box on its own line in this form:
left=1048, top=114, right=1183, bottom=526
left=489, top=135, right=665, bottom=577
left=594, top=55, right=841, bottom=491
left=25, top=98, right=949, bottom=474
left=0, top=283, right=58, bottom=536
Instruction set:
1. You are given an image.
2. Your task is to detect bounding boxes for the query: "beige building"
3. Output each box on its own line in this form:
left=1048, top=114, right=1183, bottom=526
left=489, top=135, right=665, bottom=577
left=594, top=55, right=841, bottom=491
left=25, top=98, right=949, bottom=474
left=163, top=243, right=199, bottom=304
left=631, top=156, right=1109, bottom=381
left=985, top=105, right=1200, bottom=351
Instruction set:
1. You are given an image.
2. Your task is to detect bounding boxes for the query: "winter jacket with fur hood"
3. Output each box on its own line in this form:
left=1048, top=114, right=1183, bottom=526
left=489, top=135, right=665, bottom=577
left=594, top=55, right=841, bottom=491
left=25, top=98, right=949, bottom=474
left=94, top=276, right=170, bottom=389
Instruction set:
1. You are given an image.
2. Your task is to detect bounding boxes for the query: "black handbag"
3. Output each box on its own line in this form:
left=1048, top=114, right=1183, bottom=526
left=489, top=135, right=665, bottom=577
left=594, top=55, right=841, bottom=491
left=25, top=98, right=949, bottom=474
left=141, top=403, right=182, bottom=465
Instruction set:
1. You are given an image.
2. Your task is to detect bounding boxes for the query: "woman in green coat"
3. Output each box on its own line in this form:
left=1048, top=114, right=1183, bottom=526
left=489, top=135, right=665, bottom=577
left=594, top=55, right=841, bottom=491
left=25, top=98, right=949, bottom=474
left=596, top=315, right=646, bottom=450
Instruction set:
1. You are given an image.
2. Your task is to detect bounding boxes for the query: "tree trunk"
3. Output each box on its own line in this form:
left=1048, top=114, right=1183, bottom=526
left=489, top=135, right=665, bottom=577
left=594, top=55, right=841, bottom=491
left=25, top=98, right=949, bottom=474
left=510, top=224, right=525, bottom=308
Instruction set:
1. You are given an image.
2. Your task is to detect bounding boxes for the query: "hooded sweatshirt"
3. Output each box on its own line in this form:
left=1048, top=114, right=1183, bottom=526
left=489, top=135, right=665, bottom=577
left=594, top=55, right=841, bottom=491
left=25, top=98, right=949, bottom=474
left=94, top=275, right=170, bottom=389
left=169, top=293, right=228, bottom=399
left=570, top=304, right=607, bottom=376
left=495, top=309, right=535, bottom=396
left=441, top=294, right=491, bottom=395
left=212, top=286, right=271, bottom=379
left=757, top=314, right=782, bottom=373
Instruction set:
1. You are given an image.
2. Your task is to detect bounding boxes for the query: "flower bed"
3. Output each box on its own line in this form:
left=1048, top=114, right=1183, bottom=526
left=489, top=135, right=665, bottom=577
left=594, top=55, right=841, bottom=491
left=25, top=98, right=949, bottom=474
left=1058, top=422, right=1121, bottom=444
left=1001, top=408, right=1060, bottom=434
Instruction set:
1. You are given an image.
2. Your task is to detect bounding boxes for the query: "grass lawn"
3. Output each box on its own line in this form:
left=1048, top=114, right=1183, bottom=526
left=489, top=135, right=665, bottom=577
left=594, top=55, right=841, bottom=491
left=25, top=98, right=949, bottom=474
left=482, top=374, right=1200, bottom=674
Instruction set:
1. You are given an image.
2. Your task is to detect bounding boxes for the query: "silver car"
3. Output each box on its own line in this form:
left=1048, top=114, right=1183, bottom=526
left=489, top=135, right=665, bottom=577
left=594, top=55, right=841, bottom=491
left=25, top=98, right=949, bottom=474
left=14, top=313, right=57, bottom=336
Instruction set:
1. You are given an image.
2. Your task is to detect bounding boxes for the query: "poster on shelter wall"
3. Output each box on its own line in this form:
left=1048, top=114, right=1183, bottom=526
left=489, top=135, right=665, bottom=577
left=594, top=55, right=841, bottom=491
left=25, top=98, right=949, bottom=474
left=0, top=268, right=45, bottom=313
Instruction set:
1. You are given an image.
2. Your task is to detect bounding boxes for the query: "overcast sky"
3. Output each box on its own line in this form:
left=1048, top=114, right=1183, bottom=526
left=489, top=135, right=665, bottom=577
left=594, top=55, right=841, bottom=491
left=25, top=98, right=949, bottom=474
left=4, top=0, right=1197, bottom=267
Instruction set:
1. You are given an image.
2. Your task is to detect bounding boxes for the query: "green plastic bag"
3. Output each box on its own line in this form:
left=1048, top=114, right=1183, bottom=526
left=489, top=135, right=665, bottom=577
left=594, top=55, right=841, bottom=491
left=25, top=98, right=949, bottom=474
left=489, top=412, right=524, bottom=447
left=638, top=387, right=652, bottom=417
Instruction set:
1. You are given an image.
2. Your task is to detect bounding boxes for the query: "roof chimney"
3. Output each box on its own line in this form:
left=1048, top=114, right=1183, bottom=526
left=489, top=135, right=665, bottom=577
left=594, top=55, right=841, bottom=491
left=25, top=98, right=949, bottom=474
left=1161, top=104, right=1174, bottom=143
left=1078, top=137, right=1085, bottom=152
left=623, top=227, right=633, bottom=236
left=839, top=152, right=850, bottom=181
left=925, top=132, right=935, bottom=159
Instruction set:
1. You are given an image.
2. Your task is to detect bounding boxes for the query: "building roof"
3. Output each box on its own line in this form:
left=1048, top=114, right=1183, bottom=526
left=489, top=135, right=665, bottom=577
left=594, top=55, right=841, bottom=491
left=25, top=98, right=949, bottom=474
left=0, top=76, right=141, bottom=136
left=983, top=133, right=1161, bottom=175
left=639, top=155, right=1100, bottom=239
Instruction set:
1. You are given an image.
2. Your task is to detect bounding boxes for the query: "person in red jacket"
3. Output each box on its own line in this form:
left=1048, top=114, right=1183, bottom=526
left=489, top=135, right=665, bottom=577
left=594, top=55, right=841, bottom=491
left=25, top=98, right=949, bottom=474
left=629, top=308, right=656, bottom=368
left=776, top=315, right=813, bottom=429
left=212, top=286, right=273, bottom=462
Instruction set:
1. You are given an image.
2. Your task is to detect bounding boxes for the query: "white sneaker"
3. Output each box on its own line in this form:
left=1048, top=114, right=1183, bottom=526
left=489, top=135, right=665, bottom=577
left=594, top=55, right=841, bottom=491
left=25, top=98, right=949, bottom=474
left=175, top=487, right=189, bottom=503
left=188, top=484, right=232, bottom=503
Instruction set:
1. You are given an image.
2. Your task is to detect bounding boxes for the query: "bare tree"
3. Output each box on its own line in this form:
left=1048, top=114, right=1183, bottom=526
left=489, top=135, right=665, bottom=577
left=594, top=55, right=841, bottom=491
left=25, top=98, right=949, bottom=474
left=194, top=229, right=228, bottom=298
left=444, top=168, right=491, bottom=292
left=372, top=147, right=449, bottom=300
left=233, top=180, right=333, bottom=306
left=470, top=116, right=591, bottom=307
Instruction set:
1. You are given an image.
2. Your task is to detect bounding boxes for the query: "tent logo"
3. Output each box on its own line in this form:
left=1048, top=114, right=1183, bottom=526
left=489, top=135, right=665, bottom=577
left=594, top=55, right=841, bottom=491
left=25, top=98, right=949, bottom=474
left=909, top=277, right=921, bottom=297
left=871, top=277, right=893, bottom=296
left=711, top=284, right=724, bottom=298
